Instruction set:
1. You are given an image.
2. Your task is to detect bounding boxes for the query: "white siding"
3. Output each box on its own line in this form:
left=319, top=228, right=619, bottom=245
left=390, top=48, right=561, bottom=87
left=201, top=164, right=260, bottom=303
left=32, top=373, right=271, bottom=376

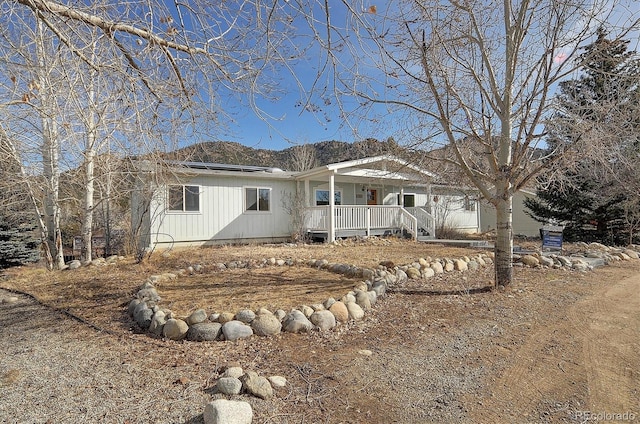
left=433, top=194, right=479, bottom=232
left=480, top=191, right=540, bottom=237
left=149, top=175, right=296, bottom=246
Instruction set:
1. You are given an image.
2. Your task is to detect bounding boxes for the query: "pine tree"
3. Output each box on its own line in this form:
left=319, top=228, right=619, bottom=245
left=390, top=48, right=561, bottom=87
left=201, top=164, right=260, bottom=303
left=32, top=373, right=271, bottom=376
left=526, top=28, right=640, bottom=245
left=0, top=214, right=40, bottom=269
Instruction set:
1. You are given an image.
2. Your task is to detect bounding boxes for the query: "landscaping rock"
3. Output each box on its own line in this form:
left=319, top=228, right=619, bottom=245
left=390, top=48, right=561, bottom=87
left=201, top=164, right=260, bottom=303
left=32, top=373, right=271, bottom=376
left=346, top=302, right=365, bottom=321
left=222, top=321, right=253, bottom=341
left=136, top=287, right=160, bottom=302
left=323, top=297, right=336, bottom=309
left=367, top=290, right=377, bottom=306
left=268, top=375, right=287, bottom=388
left=454, top=259, right=468, bottom=271
left=354, top=290, right=371, bottom=310
left=128, top=299, right=141, bottom=317
left=282, top=310, right=314, bottom=333
left=216, top=377, right=242, bottom=395
left=395, top=268, right=408, bottom=282
left=203, top=399, right=253, bottom=424
left=251, top=313, right=282, bottom=336
left=371, top=280, right=387, bottom=297
left=217, top=312, right=235, bottom=324
left=186, top=322, right=222, bottom=341
left=340, top=293, right=356, bottom=304
left=134, top=305, right=153, bottom=330
left=521, top=255, right=540, bottom=267
left=329, top=301, right=349, bottom=323
left=148, top=311, right=167, bottom=336
left=187, top=308, right=208, bottom=325
left=444, top=261, right=455, bottom=272
left=310, top=310, right=336, bottom=330
left=406, top=267, right=421, bottom=279
left=422, top=267, right=435, bottom=278
left=222, top=366, right=244, bottom=378
left=430, top=262, right=444, bottom=274
left=299, top=305, right=314, bottom=318
left=67, top=260, right=81, bottom=270
left=539, top=256, right=554, bottom=267
left=623, top=249, right=639, bottom=259
left=235, top=309, right=256, bottom=323
left=163, top=318, right=189, bottom=341
left=274, top=309, right=286, bottom=321
left=241, top=371, right=273, bottom=400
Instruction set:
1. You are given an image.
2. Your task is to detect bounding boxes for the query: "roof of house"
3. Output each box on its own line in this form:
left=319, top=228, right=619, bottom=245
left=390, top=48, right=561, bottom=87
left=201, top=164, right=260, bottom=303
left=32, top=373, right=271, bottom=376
left=295, top=155, right=436, bottom=183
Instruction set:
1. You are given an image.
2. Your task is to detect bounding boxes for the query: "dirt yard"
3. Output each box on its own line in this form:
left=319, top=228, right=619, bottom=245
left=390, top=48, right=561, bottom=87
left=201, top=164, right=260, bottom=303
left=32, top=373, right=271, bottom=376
left=0, top=239, right=638, bottom=423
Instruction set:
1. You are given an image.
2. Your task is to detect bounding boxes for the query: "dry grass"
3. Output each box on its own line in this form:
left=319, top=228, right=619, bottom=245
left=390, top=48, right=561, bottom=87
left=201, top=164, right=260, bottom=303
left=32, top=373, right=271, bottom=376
left=0, top=238, right=487, bottom=330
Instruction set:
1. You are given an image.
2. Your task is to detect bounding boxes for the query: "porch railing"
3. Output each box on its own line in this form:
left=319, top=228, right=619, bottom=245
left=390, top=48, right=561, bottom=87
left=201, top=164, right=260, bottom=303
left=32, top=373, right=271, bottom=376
left=405, top=206, right=436, bottom=237
left=305, top=205, right=419, bottom=239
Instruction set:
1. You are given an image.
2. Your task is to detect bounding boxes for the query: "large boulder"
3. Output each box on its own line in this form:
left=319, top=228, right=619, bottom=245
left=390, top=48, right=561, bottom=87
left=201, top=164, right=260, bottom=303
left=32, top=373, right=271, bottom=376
left=282, top=310, right=314, bottom=333
left=222, top=321, right=254, bottom=341
left=163, top=318, right=189, bottom=341
left=203, top=399, right=253, bottom=424
left=134, top=304, right=153, bottom=330
left=454, top=259, right=468, bottom=271
left=186, top=309, right=208, bottom=325
left=241, top=371, right=273, bottom=400
left=148, top=311, right=167, bottom=336
left=251, top=313, right=282, bottom=336
left=329, top=301, right=349, bottom=323
left=310, top=310, right=336, bottom=330
left=216, top=377, right=243, bottom=395
left=186, top=322, right=222, bottom=341
left=235, top=309, right=256, bottom=324
left=354, top=290, right=371, bottom=310
left=346, top=302, right=365, bottom=321
left=521, top=255, right=540, bottom=267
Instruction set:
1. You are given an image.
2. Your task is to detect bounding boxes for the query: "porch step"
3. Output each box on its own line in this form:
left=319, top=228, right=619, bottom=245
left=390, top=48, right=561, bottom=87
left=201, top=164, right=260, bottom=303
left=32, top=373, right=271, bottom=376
left=420, top=239, right=494, bottom=249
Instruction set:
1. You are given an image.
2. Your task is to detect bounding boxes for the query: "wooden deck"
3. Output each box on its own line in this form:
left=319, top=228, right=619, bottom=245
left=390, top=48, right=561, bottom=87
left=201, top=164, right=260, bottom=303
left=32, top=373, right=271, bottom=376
left=304, top=205, right=435, bottom=242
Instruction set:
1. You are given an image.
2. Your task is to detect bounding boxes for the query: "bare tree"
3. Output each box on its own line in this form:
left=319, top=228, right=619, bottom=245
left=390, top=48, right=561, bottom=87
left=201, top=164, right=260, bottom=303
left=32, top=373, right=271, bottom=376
left=305, top=0, right=639, bottom=285
left=1, top=0, right=306, bottom=268
left=290, top=143, right=318, bottom=172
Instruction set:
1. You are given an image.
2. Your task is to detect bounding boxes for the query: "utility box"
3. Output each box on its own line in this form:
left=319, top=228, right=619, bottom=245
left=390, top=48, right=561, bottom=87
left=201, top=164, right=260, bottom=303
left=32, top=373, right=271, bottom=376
left=541, top=225, right=564, bottom=251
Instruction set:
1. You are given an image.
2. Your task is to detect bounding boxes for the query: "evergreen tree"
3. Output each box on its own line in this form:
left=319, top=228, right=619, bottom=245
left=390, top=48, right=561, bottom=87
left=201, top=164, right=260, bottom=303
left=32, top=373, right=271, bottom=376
left=0, top=214, right=40, bottom=269
left=526, top=28, right=640, bottom=245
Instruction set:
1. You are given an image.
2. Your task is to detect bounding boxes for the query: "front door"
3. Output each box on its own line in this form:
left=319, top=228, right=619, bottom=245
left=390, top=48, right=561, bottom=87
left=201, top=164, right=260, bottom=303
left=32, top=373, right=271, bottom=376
left=367, top=189, right=378, bottom=205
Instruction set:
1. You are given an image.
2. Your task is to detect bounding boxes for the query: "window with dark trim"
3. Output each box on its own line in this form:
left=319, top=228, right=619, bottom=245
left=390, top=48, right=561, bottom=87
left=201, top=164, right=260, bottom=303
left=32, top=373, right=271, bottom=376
left=168, top=185, right=200, bottom=212
left=245, top=187, right=271, bottom=212
left=464, top=196, right=476, bottom=212
left=315, top=189, right=342, bottom=206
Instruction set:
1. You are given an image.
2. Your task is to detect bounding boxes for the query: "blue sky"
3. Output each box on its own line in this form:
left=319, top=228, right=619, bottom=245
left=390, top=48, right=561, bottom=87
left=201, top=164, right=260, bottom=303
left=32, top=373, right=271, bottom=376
left=183, top=0, right=640, bottom=153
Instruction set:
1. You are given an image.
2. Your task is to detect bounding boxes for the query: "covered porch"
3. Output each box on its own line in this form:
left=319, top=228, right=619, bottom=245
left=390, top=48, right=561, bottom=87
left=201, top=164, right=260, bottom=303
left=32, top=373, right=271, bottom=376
left=295, top=155, right=436, bottom=242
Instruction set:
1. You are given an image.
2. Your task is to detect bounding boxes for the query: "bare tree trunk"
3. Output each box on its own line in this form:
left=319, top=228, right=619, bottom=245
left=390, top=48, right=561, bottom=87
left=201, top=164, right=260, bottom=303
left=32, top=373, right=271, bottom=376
left=494, top=193, right=513, bottom=287
left=81, top=57, right=97, bottom=263
left=37, top=19, right=65, bottom=270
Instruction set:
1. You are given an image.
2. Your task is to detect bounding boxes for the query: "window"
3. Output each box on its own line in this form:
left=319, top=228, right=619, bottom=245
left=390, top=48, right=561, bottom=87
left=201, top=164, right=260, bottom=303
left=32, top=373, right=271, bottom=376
left=245, top=187, right=271, bottom=212
left=464, top=196, right=476, bottom=212
left=168, top=185, right=200, bottom=212
left=315, top=189, right=341, bottom=206
left=403, top=194, right=415, bottom=207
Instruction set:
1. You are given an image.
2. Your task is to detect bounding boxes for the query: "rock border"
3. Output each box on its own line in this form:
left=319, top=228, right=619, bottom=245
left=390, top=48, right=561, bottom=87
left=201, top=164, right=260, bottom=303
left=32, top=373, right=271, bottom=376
left=125, top=242, right=640, bottom=342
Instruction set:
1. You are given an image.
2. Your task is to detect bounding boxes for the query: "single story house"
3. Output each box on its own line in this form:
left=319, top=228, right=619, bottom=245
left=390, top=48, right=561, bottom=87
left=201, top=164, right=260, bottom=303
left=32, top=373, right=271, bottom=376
left=479, top=189, right=541, bottom=238
left=132, top=155, right=481, bottom=250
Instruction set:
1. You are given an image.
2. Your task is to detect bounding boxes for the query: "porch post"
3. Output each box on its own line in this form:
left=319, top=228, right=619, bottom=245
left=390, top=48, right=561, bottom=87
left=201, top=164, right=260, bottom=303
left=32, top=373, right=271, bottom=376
left=328, top=171, right=335, bottom=242
left=304, top=179, right=310, bottom=206
left=400, top=187, right=404, bottom=207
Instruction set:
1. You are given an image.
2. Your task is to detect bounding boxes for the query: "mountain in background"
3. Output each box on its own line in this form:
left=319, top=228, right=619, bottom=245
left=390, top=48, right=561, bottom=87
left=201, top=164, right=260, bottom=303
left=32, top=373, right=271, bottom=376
left=166, top=138, right=400, bottom=171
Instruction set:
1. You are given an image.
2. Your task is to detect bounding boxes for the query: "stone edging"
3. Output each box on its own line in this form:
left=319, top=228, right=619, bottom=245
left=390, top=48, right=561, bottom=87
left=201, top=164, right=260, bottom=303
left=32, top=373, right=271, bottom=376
left=126, top=242, right=640, bottom=342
